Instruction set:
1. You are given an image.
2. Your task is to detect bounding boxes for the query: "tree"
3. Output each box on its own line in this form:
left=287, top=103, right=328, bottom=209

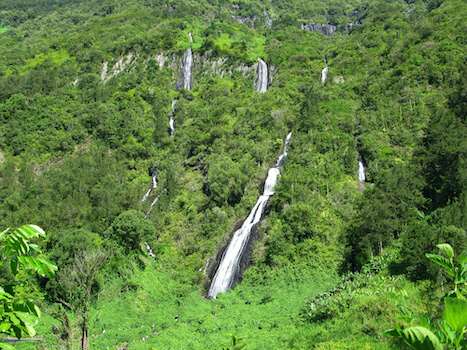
left=0, top=225, right=57, bottom=349
left=55, top=249, right=109, bottom=350
left=104, top=210, right=155, bottom=253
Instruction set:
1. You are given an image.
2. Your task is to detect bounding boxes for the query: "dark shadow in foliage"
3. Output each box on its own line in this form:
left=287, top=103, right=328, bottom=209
left=390, top=207, right=467, bottom=282
left=421, top=107, right=466, bottom=210
left=345, top=162, right=425, bottom=271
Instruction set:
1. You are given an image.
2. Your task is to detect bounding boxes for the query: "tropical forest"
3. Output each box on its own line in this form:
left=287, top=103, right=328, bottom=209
left=0, top=0, right=466, bottom=348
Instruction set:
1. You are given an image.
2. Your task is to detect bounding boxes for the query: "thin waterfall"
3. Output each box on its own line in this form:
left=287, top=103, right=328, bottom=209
left=254, top=58, right=268, bottom=93
left=208, top=132, right=292, bottom=298
left=188, top=32, right=193, bottom=43
left=176, top=47, right=193, bottom=91
left=141, top=171, right=158, bottom=202
left=145, top=187, right=167, bottom=219
left=358, top=155, right=366, bottom=183
left=321, top=67, right=329, bottom=83
left=169, top=100, right=177, bottom=137
left=145, top=242, right=156, bottom=260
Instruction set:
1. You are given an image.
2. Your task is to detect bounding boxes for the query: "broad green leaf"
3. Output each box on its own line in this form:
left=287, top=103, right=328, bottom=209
left=438, top=320, right=456, bottom=343
left=0, top=341, right=16, bottom=350
left=33, top=304, right=41, bottom=318
left=24, top=224, right=45, bottom=236
left=401, top=326, right=443, bottom=350
left=426, top=254, right=455, bottom=276
left=16, top=256, right=27, bottom=269
left=15, top=310, right=38, bottom=325
left=454, top=267, right=467, bottom=284
left=458, top=251, right=467, bottom=264
left=29, top=243, right=41, bottom=252
left=10, top=258, right=18, bottom=276
left=23, top=322, right=36, bottom=336
left=383, top=328, right=401, bottom=337
left=437, top=244, right=454, bottom=259
left=23, top=225, right=45, bottom=236
left=15, top=228, right=30, bottom=239
left=12, top=324, right=22, bottom=339
left=0, top=322, right=11, bottom=332
left=8, top=313, right=20, bottom=325
left=25, top=256, right=39, bottom=270
left=396, top=303, right=414, bottom=321
left=443, top=297, right=467, bottom=333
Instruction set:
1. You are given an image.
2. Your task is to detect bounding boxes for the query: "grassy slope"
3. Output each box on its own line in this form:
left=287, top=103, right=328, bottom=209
left=2, top=0, right=466, bottom=348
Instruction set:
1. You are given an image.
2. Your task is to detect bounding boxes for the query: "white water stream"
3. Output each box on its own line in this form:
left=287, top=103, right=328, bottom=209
left=321, top=67, right=329, bottom=83
left=255, top=58, right=268, bottom=93
left=358, top=155, right=366, bottom=183
left=176, top=47, right=193, bottom=91
left=208, top=133, right=292, bottom=298
left=169, top=100, right=177, bottom=137
left=141, top=172, right=158, bottom=202
left=145, top=187, right=167, bottom=219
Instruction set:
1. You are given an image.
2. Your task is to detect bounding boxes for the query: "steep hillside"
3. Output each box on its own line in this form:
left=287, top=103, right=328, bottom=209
left=0, top=0, right=466, bottom=348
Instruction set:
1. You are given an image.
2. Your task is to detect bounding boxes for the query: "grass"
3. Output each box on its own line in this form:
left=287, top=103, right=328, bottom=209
left=18, top=50, right=73, bottom=75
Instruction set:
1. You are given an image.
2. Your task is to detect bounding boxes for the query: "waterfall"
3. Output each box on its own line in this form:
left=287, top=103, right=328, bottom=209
left=208, top=132, right=292, bottom=298
left=152, top=171, right=158, bottom=189
left=141, top=171, right=158, bottom=202
left=358, top=155, right=366, bottom=183
left=145, top=187, right=167, bottom=219
left=145, top=242, right=156, bottom=260
left=141, top=188, right=152, bottom=203
left=321, top=67, right=329, bottom=83
left=169, top=100, right=177, bottom=137
left=254, top=58, right=268, bottom=93
left=188, top=32, right=193, bottom=43
left=176, top=47, right=193, bottom=91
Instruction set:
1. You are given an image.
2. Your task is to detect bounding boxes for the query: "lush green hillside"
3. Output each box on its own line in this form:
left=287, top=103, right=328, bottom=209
left=0, top=0, right=466, bottom=348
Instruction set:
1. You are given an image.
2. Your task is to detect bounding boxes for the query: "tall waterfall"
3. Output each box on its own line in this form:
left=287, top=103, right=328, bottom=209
left=254, top=58, right=268, bottom=93
left=169, top=100, right=177, bottom=137
left=321, top=67, right=329, bottom=83
left=208, top=132, right=292, bottom=298
left=188, top=32, right=193, bottom=43
left=176, top=47, right=193, bottom=91
left=358, top=155, right=366, bottom=183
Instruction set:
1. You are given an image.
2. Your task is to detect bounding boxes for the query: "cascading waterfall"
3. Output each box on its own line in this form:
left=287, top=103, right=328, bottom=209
left=176, top=47, right=193, bottom=91
left=145, top=187, right=167, bottom=219
left=169, top=100, right=177, bottom=137
left=208, top=132, right=292, bottom=298
left=145, top=242, right=156, bottom=260
left=358, top=155, right=366, bottom=183
left=321, top=67, right=329, bottom=83
left=254, top=58, right=268, bottom=93
left=141, top=171, right=158, bottom=202
left=188, top=32, right=193, bottom=43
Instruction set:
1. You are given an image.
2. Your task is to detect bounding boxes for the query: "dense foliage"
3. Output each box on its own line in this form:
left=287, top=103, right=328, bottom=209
left=0, top=0, right=466, bottom=348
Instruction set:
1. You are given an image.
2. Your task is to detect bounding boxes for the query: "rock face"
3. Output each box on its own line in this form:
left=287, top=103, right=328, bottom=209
left=232, top=15, right=256, bottom=28
left=175, top=47, right=193, bottom=91
left=101, top=52, right=138, bottom=83
left=301, top=23, right=336, bottom=37
left=264, top=11, right=273, bottom=27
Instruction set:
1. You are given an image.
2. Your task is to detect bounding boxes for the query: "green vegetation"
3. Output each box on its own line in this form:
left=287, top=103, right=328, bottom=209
left=0, top=225, right=56, bottom=349
left=0, top=0, right=466, bottom=348
left=384, top=244, right=467, bottom=349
